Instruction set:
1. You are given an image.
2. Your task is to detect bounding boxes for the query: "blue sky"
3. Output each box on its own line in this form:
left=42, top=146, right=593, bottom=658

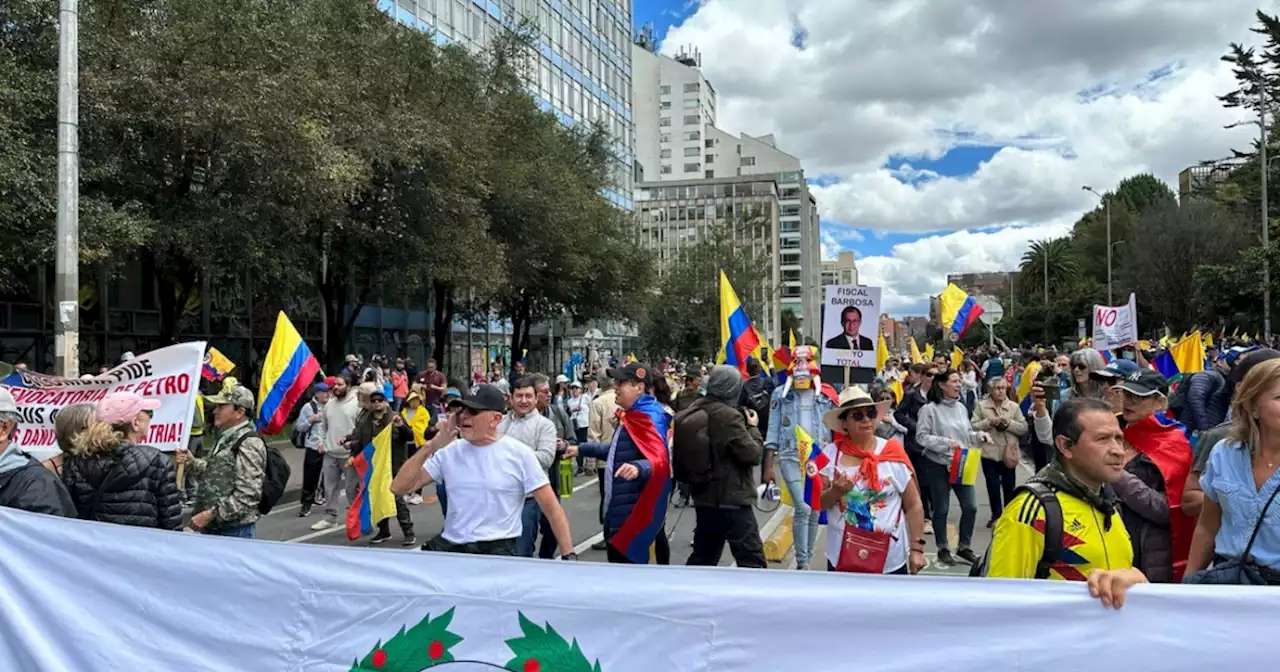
left=633, top=0, right=1005, bottom=262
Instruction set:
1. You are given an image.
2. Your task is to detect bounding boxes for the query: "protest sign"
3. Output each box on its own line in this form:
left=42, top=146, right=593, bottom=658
left=820, top=285, right=881, bottom=369
left=0, top=342, right=204, bottom=453
left=1092, top=293, right=1138, bottom=352
left=0, top=507, right=1277, bottom=670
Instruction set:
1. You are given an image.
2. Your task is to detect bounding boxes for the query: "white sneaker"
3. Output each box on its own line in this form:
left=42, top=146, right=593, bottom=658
left=310, top=519, right=335, bottom=531
left=406, top=494, right=423, bottom=505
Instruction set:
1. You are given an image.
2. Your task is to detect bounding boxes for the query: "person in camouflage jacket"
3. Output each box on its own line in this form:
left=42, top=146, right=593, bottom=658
left=182, top=385, right=266, bottom=538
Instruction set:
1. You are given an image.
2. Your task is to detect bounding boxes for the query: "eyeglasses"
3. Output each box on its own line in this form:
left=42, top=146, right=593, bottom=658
left=842, top=408, right=877, bottom=422
left=1072, top=363, right=1089, bottom=370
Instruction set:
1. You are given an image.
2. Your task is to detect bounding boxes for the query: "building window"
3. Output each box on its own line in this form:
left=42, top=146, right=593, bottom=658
left=705, top=170, right=715, bottom=179
left=682, top=98, right=698, bottom=109
left=660, top=149, right=672, bottom=159
left=741, top=156, right=756, bottom=167
left=683, top=114, right=699, bottom=125
left=683, top=146, right=699, bottom=157
left=705, top=154, right=714, bottom=163
left=683, top=82, right=700, bottom=93
left=660, top=164, right=672, bottom=174
left=684, top=130, right=701, bottom=141
left=782, top=286, right=802, bottom=298
left=660, top=85, right=671, bottom=95
left=660, top=117, right=672, bottom=127
left=704, top=139, right=714, bottom=148
left=660, top=133, right=671, bottom=144
left=660, top=100, right=671, bottom=110
left=684, top=163, right=700, bottom=173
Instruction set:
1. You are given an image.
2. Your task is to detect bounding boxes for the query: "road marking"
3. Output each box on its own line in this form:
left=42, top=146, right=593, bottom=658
left=286, top=524, right=347, bottom=543
left=572, top=477, right=598, bottom=494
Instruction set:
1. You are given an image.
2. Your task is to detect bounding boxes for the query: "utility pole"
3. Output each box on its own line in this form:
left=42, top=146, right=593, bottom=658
left=1262, top=86, right=1272, bottom=343
left=466, top=288, right=474, bottom=377
left=1105, top=198, right=1113, bottom=306
left=54, top=0, right=80, bottom=377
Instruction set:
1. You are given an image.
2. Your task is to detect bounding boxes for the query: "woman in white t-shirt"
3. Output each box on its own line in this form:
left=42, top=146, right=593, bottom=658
left=390, top=384, right=578, bottom=558
left=818, top=387, right=928, bottom=575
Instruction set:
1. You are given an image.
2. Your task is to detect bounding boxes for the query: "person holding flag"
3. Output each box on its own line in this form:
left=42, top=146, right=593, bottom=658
left=819, top=387, right=926, bottom=574
left=344, top=388, right=416, bottom=546
left=765, top=345, right=838, bottom=571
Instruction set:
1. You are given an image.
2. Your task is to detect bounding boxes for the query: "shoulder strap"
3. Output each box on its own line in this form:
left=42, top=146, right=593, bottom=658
left=1021, top=482, right=1063, bottom=580
left=1241, top=480, right=1280, bottom=562
left=229, top=431, right=261, bottom=456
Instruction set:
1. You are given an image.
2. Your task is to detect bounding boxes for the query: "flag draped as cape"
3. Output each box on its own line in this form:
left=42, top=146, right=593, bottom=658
left=609, top=395, right=672, bottom=563
left=1123, top=413, right=1195, bottom=580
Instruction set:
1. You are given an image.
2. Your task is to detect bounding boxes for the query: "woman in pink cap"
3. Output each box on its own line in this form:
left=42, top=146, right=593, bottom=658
left=62, top=391, right=182, bottom=530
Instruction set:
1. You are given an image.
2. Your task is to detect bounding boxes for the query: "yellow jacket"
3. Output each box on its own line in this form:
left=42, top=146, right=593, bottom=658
left=400, top=405, right=431, bottom=447
left=988, top=489, right=1134, bottom=581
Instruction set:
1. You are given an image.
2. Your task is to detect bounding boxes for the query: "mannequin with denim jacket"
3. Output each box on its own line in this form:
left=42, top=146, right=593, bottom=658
left=763, top=346, right=838, bottom=570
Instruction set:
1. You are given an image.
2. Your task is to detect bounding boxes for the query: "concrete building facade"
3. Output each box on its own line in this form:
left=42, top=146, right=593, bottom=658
left=822, top=251, right=858, bottom=286
left=635, top=175, right=782, bottom=341
left=946, top=272, right=1011, bottom=301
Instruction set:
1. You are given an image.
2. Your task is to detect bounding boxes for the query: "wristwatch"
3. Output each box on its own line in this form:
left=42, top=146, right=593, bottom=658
left=561, top=552, right=579, bottom=561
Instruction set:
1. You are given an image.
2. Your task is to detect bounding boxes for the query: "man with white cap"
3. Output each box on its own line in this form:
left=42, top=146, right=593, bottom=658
left=0, top=388, right=75, bottom=516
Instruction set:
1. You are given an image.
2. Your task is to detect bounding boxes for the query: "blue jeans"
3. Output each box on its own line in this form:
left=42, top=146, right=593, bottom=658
left=779, top=458, right=821, bottom=567
left=921, top=459, right=976, bottom=550
left=517, top=498, right=542, bottom=557
left=205, top=522, right=256, bottom=539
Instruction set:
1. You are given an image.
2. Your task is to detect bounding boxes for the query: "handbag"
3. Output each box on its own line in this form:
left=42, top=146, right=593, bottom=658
left=1185, top=481, right=1280, bottom=585
left=836, top=524, right=891, bottom=574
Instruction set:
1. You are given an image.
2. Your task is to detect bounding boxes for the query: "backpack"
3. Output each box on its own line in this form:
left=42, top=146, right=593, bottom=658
left=289, top=404, right=311, bottom=449
left=671, top=403, right=715, bottom=486
left=231, top=432, right=291, bottom=515
left=970, top=481, right=1062, bottom=579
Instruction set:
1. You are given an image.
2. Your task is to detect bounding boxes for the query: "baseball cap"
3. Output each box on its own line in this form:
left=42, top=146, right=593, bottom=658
left=607, top=362, right=649, bottom=384
left=459, top=384, right=507, bottom=413
left=1090, top=359, right=1139, bottom=382
left=569, top=380, right=583, bottom=389
left=0, top=388, right=16, bottom=414
left=314, top=381, right=331, bottom=392
left=555, top=374, right=570, bottom=384
left=96, top=391, right=162, bottom=425
left=205, top=385, right=256, bottom=412
left=345, top=354, right=358, bottom=363
left=324, top=375, right=338, bottom=387
left=1116, top=369, right=1169, bottom=398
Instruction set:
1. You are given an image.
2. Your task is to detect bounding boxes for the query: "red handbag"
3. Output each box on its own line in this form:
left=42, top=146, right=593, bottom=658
left=835, top=524, right=890, bottom=573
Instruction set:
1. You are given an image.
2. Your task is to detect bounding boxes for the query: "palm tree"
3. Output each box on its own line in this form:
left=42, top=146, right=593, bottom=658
left=1019, top=238, right=1079, bottom=303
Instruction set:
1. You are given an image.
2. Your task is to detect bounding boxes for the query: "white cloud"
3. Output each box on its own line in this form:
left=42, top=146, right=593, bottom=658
left=661, top=0, right=1265, bottom=315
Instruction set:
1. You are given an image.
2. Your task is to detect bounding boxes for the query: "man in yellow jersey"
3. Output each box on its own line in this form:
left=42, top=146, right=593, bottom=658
left=988, top=397, right=1148, bottom=608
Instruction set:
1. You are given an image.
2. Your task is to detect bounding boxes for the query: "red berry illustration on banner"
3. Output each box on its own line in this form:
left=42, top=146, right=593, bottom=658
left=350, top=609, right=600, bottom=672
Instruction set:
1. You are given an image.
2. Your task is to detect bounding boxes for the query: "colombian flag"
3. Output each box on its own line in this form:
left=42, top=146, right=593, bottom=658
left=909, top=337, right=924, bottom=364
left=202, top=347, right=235, bottom=382
left=876, top=333, right=889, bottom=373
left=256, top=312, right=321, bottom=435
left=1154, top=331, right=1205, bottom=382
left=719, top=271, right=761, bottom=377
left=940, top=283, right=984, bottom=338
left=609, top=395, right=672, bottom=564
left=1016, top=360, right=1042, bottom=415
left=949, top=447, right=981, bottom=486
left=797, top=425, right=829, bottom=524
left=346, top=424, right=397, bottom=541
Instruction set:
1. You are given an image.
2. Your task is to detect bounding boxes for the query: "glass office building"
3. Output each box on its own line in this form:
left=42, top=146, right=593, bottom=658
left=378, top=0, right=635, bottom=209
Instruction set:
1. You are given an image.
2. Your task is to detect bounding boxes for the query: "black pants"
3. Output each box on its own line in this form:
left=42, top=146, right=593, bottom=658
left=1031, top=441, right=1052, bottom=473
left=604, top=528, right=670, bottom=564
left=537, top=508, right=559, bottom=559
left=597, top=474, right=606, bottom=525
left=423, top=534, right=516, bottom=556
left=907, top=448, right=933, bottom=520
left=300, top=449, right=324, bottom=506
left=376, top=495, right=414, bottom=537
left=687, top=506, right=767, bottom=568
left=981, top=458, right=1016, bottom=521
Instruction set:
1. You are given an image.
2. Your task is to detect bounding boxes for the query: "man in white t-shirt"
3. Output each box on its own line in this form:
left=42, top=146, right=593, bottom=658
left=391, top=384, right=576, bottom=558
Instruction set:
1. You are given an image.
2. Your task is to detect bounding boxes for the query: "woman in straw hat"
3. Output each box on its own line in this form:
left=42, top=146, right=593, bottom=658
left=819, top=387, right=927, bottom=574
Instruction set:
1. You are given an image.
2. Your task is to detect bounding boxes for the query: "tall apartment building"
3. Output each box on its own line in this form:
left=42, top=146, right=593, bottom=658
left=632, top=41, right=823, bottom=337
left=379, top=0, right=636, bottom=208
left=635, top=175, right=781, bottom=341
left=822, top=251, right=858, bottom=286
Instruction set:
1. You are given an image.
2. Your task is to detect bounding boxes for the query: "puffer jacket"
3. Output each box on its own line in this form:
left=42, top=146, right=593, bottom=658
left=1185, top=370, right=1230, bottom=433
left=62, top=442, right=182, bottom=529
left=579, top=397, right=671, bottom=532
left=894, top=386, right=929, bottom=457
left=1114, top=452, right=1173, bottom=583
left=0, top=455, right=76, bottom=517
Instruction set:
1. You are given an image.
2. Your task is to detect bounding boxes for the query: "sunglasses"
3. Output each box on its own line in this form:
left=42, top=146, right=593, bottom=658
left=142, top=409, right=155, bottom=418
left=841, top=408, right=878, bottom=422
left=923, top=372, right=937, bottom=378
left=1072, top=363, right=1089, bottom=370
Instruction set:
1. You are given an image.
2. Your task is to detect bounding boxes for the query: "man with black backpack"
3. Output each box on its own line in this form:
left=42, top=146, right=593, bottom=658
left=981, top=397, right=1149, bottom=607
left=676, top=365, right=767, bottom=568
left=186, top=385, right=270, bottom=538
left=740, top=357, right=775, bottom=438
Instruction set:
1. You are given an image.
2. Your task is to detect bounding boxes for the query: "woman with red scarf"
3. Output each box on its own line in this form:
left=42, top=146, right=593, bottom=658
left=1115, top=370, right=1195, bottom=581
left=819, top=387, right=927, bottom=574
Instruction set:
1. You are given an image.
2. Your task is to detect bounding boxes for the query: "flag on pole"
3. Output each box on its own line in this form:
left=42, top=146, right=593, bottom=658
left=201, top=347, right=235, bottom=382
left=346, top=424, right=397, bottom=541
left=939, top=283, right=985, bottom=338
left=718, top=271, right=761, bottom=377
left=1154, top=331, right=1206, bottom=381
left=951, top=346, right=963, bottom=370
left=256, top=312, right=321, bottom=435
left=909, top=338, right=924, bottom=364
left=876, top=333, right=889, bottom=373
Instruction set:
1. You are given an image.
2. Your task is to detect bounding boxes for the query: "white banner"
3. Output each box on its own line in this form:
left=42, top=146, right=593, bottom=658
left=1092, top=293, right=1138, bottom=352
left=1, top=342, right=204, bottom=453
left=0, top=508, right=1275, bottom=671
left=821, top=285, right=881, bottom=369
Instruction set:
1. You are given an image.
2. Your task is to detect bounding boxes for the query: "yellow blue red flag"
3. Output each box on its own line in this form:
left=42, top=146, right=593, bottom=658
left=257, top=312, right=321, bottom=435
left=347, top=424, right=397, bottom=541
left=719, top=271, right=761, bottom=377
left=940, top=283, right=984, bottom=338
left=202, top=347, right=235, bottom=382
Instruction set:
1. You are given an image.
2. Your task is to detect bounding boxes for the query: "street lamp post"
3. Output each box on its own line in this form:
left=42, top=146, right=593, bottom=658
left=1082, top=185, right=1112, bottom=305
left=54, top=0, right=80, bottom=376
left=1262, top=87, right=1272, bottom=343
